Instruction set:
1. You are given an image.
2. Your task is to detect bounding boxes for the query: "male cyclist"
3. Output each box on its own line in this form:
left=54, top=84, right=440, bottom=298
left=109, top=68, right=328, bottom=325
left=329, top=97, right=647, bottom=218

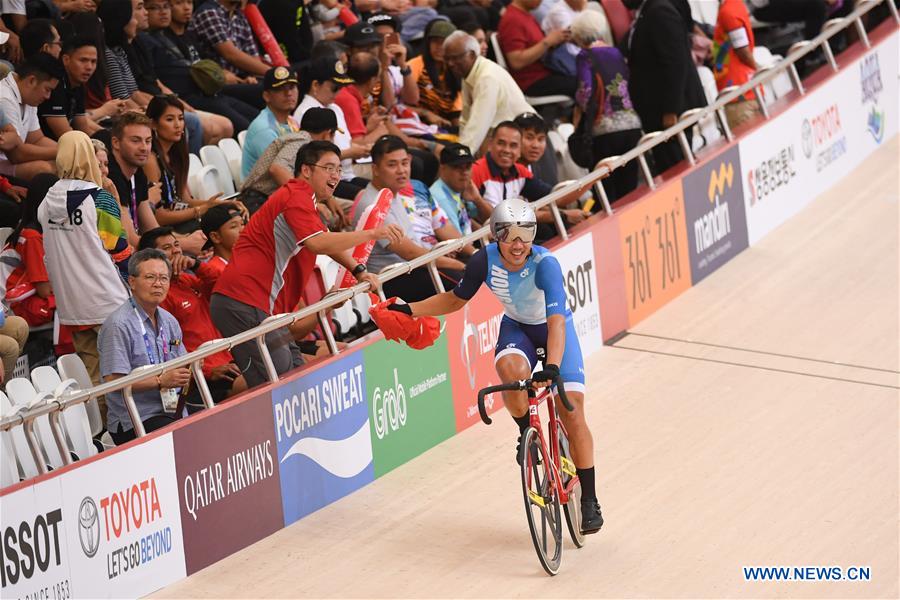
left=388, top=198, right=603, bottom=534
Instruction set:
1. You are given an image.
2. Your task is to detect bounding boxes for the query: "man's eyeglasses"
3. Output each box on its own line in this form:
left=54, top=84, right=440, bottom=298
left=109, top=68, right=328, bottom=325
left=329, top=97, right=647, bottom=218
left=308, top=163, right=343, bottom=176
left=141, top=273, right=171, bottom=284
left=146, top=3, right=170, bottom=9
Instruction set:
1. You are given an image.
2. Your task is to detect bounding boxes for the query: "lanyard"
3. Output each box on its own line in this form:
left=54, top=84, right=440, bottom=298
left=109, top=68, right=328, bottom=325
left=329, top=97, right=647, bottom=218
left=129, top=175, right=138, bottom=228
left=131, top=299, right=169, bottom=365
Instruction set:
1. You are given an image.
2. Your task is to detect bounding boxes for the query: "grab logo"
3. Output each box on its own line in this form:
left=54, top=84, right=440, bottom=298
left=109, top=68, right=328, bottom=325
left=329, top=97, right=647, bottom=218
left=371, top=368, right=407, bottom=439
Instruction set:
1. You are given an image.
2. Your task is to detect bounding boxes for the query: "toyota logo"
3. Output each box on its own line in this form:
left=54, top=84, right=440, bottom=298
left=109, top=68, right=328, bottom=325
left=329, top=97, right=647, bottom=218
left=800, top=119, right=813, bottom=158
left=78, top=497, right=101, bottom=558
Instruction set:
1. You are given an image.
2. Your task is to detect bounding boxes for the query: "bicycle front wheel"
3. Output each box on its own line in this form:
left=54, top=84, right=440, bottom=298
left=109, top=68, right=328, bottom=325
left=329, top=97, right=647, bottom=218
left=520, top=427, right=563, bottom=575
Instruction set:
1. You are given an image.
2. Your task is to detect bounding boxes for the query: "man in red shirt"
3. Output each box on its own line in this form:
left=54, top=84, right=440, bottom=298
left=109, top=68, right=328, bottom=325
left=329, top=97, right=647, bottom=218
left=210, top=140, right=403, bottom=388
left=713, top=0, right=761, bottom=129
left=138, top=226, right=248, bottom=403
left=497, top=0, right=575, bottom=97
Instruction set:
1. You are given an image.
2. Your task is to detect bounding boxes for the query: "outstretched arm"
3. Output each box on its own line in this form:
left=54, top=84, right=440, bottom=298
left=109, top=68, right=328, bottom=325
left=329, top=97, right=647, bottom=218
left=407, top=290, right=467, bottom=317
left=304, top=224, right=404, bottom=255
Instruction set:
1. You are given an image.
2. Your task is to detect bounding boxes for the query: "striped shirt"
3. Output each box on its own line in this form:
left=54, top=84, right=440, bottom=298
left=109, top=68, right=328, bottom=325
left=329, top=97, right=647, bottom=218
left=471, top=152, right=552, bottom=208
left=104, top=46, right=139, bottom=100
left=408, top=55, right=461, bottom=121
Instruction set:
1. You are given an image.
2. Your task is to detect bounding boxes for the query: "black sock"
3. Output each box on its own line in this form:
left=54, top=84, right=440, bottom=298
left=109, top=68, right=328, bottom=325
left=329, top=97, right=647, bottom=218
left=513, top=414, right=530, bottom=435
left=577, top=467, right=597, bottom=501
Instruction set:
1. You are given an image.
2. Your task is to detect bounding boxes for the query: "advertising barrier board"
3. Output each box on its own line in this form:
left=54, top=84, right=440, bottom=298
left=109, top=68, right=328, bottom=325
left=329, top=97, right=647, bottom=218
left=740, top=31, right=898, bottom=244
left=272, top=351, right=374, bottom=525
left=682, top=145, right=749, bottom=283
left=363, top=332, right=456, bottom=477
left=173, top=393, right=283, bottom=574
left=445, top=287, right=506, bottom=432
left=616, top=181, right=692, bottom=326
left=0, top=478, right=70, bottom=600
left=552, top=232, right=604, bottom=358
left=60, top=434, right=185, bottom=599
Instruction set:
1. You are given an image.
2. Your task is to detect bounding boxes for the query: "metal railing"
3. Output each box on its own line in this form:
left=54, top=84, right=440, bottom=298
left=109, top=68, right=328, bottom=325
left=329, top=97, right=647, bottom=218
left=0, top=0, right=893, bottom=478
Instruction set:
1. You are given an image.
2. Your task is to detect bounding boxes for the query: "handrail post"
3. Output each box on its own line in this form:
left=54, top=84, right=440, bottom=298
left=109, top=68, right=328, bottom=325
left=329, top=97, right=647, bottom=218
left=318, top=310, right=340, bottom=355
left=854, top=16, right=870, bottom=47
left=190, top=360, right=215, bottom=409
left=788, top=62, right=805, bottom=96
left=888, top=0, right=899, bottom=24
left=821, top=38, right=839, bottom=71
left=637, top=151, right=655, bottom=189
left=676, top=129, right=695, bottom=166
left=426, top=261, right=446, bottom=293
left=593, top=180, right=613, bottom=216
left=716, top=107, right=733, bottom=141
left=123, top=385, right=147, bottom=437
left=48, top=405, right=72, bottom=465
left=548, top=202, right=569, bottom=240
left=755, top=85, right=769, bottom=119
left=255, top=336, right=280, bottom=383
left=22, top=418, right=47, bottom=474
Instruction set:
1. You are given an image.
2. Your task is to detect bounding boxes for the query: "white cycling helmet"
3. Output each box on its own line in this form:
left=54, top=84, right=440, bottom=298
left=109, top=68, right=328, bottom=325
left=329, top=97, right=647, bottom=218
left=490, top=198, right=537, bottom=243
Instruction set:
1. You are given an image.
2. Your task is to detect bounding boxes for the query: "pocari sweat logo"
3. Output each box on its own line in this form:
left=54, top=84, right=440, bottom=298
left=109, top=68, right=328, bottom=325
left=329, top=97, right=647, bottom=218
left=272, top=352, right=374, bottom=525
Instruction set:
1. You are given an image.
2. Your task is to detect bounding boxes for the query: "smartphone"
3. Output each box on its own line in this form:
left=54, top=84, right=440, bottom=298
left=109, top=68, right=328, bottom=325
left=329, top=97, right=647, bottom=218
left=221, top=191, right=242, bottom=200
left=385, top=31, right=400, bottom=47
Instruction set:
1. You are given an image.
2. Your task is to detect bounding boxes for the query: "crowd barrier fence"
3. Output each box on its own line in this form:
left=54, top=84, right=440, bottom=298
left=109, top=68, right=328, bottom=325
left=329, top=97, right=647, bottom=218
left=0, top=9, right=896, bottom=597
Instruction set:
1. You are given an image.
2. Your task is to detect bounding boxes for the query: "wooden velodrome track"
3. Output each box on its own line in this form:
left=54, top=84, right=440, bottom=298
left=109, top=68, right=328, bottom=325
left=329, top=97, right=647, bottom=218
left=152, top=137, right=899, bottom=599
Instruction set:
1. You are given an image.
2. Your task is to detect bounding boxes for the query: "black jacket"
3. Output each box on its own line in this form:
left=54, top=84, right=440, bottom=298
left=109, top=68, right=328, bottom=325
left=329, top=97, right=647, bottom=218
left=624, top=0, right=706, bottom=130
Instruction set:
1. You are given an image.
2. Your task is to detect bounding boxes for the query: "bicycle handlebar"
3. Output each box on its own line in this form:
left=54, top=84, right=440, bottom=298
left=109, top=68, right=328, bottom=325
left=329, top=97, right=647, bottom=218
left=476, top=376, right=573, bottom=425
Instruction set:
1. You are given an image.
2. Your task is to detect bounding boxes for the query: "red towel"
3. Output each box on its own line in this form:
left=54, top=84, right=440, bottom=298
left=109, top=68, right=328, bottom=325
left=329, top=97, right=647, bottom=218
left=368, top=295, right=441, bottom=350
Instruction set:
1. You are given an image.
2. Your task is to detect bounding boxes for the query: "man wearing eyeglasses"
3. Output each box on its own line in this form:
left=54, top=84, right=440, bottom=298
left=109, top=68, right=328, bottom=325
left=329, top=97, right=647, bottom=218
left=211, top=141, right=405, bottom=388
left=99, top=248, right=191, bottom=445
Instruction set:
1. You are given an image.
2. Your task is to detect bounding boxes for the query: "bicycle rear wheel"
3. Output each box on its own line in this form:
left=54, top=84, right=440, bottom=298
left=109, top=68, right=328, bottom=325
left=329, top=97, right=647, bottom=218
left=558, top=424, right=585, bottom=548
left=520, top=427, right=563, bottom=575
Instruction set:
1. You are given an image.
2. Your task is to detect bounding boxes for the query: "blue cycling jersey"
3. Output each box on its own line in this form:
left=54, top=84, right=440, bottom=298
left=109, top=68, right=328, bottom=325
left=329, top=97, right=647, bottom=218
left=452, top=244, right=570, bottom=325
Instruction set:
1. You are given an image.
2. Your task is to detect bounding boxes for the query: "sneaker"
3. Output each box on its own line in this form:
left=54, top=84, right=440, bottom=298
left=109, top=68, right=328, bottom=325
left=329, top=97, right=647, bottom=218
left=580, top=499, right=604, bottom=534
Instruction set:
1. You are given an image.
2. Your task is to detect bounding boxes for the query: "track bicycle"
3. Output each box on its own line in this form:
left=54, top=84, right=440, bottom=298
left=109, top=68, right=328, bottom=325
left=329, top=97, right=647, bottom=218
left=477, top=375, right=585, bottom=575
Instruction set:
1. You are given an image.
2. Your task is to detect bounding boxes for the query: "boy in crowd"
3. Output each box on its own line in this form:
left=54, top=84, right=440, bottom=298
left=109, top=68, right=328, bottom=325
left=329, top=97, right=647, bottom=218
left=200, top=202, right=246, bottom=278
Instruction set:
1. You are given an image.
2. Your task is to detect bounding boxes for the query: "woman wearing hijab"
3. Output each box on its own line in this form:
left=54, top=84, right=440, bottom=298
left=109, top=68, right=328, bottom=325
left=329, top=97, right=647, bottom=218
left=38, top=131, right=132, bottom=401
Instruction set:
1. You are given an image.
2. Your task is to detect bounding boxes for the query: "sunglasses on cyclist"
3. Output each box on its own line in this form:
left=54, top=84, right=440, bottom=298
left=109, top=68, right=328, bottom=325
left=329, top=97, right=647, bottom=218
left=494, top=222, right=537, bottom=243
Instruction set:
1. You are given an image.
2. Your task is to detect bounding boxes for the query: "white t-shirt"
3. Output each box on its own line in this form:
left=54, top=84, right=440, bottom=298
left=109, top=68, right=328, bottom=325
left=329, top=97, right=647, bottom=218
left=0, top=73, right=40, bottom=162
left=294, top=94, right=356, bottom=181
left=38, top=179, right=130, bottom=325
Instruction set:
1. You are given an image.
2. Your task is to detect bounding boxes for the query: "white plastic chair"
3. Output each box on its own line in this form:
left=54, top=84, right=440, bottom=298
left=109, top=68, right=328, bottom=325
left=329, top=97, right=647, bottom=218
left=189, top=165, right=225, bottom=201
left=237, top=130, right=248, bottom=148
left=0, top=392, right=21, bottom=486
left=31, top=366, right=96, bottom=461
left=218, top=137, right=244, bottom=188
left=490, top=32, right=574, bottom=111
left=556, top=122, right=575, bottom=141
left=0, top=226, right=13, bottom=248
left=199, top=144, right=236, bottom=196
left=5, top=378, right=65, bottom=470
left=56, top=354, right=103, bottom=437
left=314, top=256, right=357, bottom=336
left=188, top=153, right=202, bottom=179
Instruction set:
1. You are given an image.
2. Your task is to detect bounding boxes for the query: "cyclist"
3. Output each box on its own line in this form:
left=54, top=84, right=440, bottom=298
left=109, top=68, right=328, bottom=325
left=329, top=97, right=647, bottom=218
left=388, top=198, right=603, bottom=534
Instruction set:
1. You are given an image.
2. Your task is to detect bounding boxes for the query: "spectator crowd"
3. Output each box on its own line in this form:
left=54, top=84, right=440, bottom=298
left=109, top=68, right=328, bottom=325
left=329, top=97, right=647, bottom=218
left=0, top=0, right=877, bottom=444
